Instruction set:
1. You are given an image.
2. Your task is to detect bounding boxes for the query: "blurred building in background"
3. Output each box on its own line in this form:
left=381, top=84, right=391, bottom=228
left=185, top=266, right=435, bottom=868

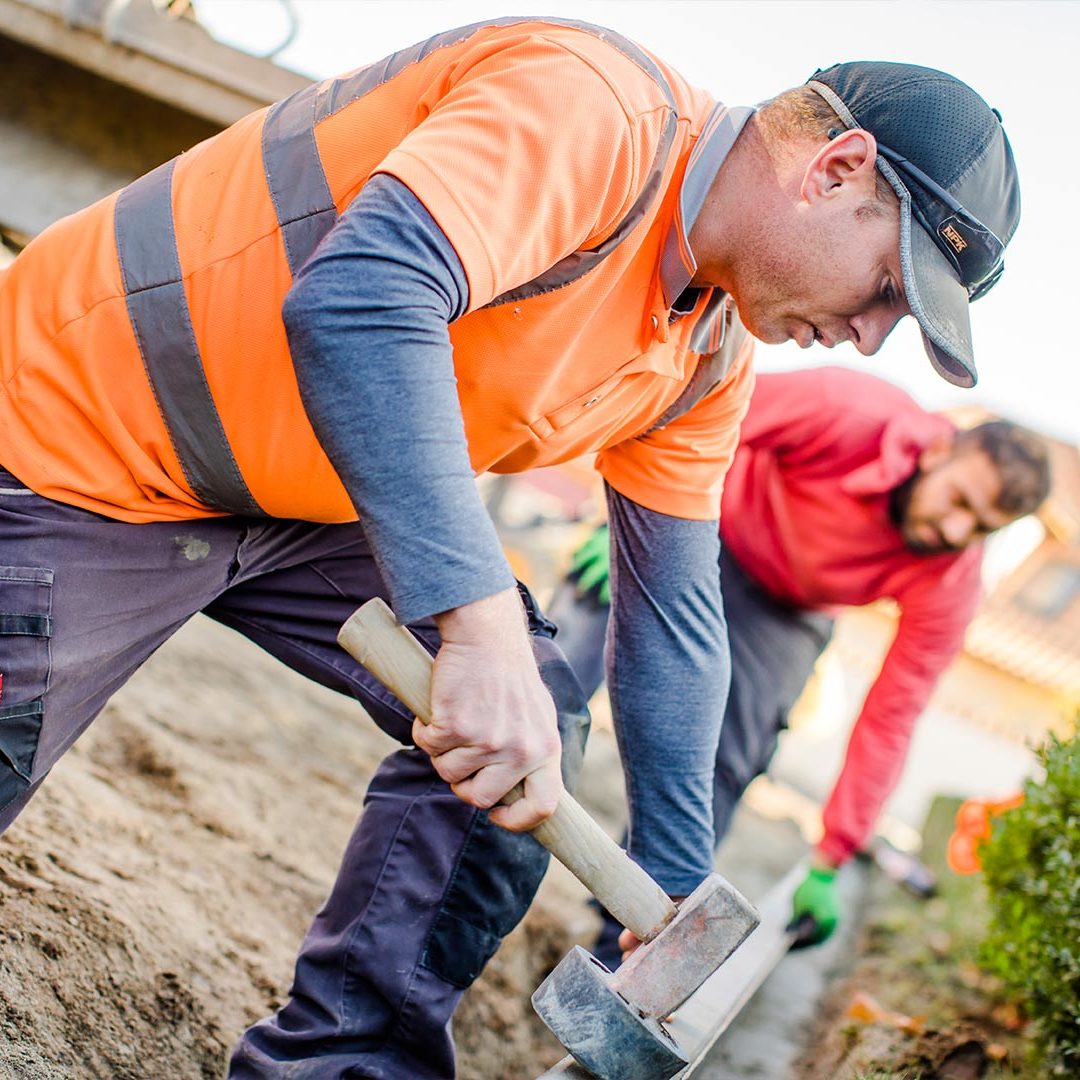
left=0, top=0, right=305, bottom=259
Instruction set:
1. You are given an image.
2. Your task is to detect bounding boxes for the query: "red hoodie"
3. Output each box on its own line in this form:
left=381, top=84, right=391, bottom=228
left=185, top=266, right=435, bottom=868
left=721, top=367, right=982, bottom=863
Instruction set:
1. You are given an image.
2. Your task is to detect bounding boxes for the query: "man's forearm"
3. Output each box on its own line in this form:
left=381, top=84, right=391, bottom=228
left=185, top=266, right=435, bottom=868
left=818, top=612, right=967, bottom=864
left=605, top=485, right=728, bottom=896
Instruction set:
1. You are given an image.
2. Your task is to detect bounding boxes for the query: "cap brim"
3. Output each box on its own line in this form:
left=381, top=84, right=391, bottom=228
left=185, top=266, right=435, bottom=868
left=876, top=157, right=978, bottom=388
left=907, top=220, right=978, bottom=388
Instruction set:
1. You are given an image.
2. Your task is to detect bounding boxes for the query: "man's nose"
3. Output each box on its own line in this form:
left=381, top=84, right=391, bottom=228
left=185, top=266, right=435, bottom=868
left=849, top=308, right=905, bottom=356
left=942, top=510, right=976, bottom=547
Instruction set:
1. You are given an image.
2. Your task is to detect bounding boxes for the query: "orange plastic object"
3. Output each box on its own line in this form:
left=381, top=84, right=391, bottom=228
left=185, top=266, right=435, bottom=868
left=946, top=794, right=1024, bottom=874
left=947, top=829, right=983, bottom=875
left=986, top=793, right=1025, bottom=815
left=955, top=799, right=992, bottom=839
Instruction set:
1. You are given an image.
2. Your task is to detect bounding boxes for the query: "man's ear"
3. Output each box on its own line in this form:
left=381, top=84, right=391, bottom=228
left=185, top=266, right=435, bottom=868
left=801, top=128, right=878, bottom=202
left=917, top=432, right=956, bottom=473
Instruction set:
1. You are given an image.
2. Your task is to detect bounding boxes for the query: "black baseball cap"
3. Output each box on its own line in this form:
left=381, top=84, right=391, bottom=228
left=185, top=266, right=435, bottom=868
left=807, top=62, right=1020, bottom=388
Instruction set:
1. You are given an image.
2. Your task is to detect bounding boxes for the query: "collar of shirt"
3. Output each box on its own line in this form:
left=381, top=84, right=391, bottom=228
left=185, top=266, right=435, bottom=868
left=659, top=103, right=755, bottom=310
left=840, top=410, right=958, bottom=499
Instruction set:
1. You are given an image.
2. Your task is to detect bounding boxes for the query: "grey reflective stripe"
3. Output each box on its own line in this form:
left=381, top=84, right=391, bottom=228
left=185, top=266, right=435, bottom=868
left=321, top=17, right=677, bottom=121
left=287, top=17, right=680, bottom=304
left=262, top=82, right=337, bottom=276
left=114, top=161, right=264, bottom=515
left=645, top=296, right=748, bottom=434
left=688, top=289, right=730, bottom=356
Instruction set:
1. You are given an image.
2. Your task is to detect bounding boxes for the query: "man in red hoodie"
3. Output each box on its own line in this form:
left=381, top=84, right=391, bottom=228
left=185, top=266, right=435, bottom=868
left=556, top=365, right=1050, bottom=952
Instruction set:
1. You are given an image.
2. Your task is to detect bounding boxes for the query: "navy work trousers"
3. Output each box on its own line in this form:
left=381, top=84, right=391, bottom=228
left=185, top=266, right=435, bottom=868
left=0, top=468, right=590, bottom=1078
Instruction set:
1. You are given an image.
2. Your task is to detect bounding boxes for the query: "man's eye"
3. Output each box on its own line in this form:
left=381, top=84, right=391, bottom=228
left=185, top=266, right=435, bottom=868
left=882, top=280, right=897, bottom=304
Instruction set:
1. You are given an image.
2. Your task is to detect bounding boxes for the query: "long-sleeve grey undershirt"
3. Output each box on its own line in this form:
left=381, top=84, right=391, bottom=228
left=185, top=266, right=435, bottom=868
left=606, top=486, right=729, bottom=893
left=284, top=173, right=514, bottom=625
left=286, top=174, right=731, bottom=894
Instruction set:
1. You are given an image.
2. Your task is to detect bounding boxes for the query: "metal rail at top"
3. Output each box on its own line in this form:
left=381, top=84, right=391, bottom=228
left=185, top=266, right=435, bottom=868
left=0, top=0, right=309, bottom=241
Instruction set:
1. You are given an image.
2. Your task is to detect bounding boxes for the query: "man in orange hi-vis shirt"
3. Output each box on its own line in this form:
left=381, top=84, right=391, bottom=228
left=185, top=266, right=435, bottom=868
left=0, top=18, right=1020, bottom=1077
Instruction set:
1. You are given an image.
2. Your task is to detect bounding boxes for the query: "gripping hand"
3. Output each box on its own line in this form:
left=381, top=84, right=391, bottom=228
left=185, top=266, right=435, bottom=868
left=789, top=865, right=840, bottom=947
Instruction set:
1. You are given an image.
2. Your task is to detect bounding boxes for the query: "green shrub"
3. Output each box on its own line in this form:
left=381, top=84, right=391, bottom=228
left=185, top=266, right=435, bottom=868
left=979, top=726, right=1080, bottom=1076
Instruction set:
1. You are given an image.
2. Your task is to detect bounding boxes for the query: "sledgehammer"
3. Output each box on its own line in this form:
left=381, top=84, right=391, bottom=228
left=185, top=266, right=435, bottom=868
left=338, top=599, right=760, bottom=1080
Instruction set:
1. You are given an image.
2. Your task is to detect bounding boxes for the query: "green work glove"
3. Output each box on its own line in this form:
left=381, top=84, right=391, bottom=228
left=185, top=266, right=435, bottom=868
left=789, top=865, right=840, bottom=947
left=569, top=524, right=611, bottom=605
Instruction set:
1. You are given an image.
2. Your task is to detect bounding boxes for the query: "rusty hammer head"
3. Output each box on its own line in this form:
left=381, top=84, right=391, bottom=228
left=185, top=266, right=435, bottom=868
left=532, top=873, right=758, bottom=1080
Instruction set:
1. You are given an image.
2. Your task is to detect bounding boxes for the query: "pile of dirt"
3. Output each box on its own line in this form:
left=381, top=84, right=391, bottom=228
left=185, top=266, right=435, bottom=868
left=0, top=616, right=597, bottom=1079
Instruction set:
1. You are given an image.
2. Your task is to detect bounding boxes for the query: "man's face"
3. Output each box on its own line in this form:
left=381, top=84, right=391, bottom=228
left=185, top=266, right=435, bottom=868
left=731, top=197, right=910, bottom=356
left=897, top=442, right=1016, bottom=554
left=720, top=128, right=911, bottom=356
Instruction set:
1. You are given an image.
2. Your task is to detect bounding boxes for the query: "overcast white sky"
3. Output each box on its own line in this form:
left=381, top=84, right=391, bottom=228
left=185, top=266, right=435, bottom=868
left=200, top=0, right=1080, bottom=444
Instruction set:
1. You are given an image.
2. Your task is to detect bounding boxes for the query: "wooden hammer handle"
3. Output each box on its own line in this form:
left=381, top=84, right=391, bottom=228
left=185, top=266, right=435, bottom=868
left=338, top=598, right=677, bottom=942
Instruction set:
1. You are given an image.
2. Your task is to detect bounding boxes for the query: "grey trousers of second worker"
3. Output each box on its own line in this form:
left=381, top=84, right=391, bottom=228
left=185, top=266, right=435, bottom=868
left=0, top=467, right=590, bottom=1079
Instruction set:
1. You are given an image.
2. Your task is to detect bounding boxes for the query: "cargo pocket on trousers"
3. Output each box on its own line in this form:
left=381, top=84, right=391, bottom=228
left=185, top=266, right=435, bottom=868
left=0, top=565, right=53, bottom=807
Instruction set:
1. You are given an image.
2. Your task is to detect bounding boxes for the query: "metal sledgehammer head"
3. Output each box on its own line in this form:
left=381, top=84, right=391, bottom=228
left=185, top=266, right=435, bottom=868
left=532, top=873, right=759, bottom=1080
left=532, top=946, right=688, bottom=1080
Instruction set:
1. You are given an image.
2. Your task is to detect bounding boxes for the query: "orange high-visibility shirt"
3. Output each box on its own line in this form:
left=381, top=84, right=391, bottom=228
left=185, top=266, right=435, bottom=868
left=0, top=19, right=753, bottom=523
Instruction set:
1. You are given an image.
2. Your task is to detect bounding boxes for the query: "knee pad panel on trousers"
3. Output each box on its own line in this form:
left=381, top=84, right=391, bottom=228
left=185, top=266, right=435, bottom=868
left=421, top=815, right=546, bottom=988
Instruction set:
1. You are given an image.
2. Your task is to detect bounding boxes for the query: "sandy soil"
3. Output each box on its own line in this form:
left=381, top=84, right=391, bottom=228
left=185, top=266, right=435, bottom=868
left=0, top=615, right=604, bottom=1079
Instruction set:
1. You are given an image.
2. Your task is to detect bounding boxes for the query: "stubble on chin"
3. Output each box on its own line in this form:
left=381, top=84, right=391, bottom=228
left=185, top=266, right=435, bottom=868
left=732, top=299, right=789, bottom=346
left=902, top=522, right=951, bottom=555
